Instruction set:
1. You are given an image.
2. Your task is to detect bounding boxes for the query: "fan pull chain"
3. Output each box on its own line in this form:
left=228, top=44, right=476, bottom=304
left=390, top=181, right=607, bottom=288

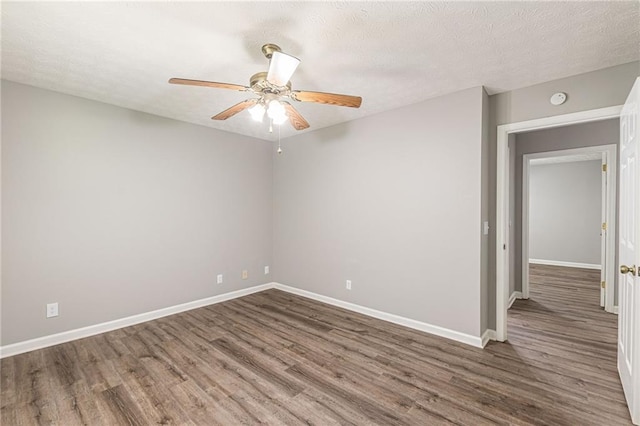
left=269, top=118, right=273, bottom=133
left=277, top=123, right=282, bottom=154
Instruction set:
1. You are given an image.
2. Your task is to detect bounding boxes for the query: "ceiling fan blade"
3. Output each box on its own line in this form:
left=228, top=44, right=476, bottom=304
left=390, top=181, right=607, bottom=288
left=211, top=99, right=257, bottom=120
left=282, top=102, right=310, bottom=130
left=266, top=51, right=300, bottom=86
left=291, top=90, right=362, bottom=108
left=169, top=78, right=248, bottom=91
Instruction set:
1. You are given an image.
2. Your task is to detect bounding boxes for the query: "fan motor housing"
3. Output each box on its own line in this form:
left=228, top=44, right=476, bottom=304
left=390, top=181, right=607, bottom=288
left=250, top=72, right=291, bottom=94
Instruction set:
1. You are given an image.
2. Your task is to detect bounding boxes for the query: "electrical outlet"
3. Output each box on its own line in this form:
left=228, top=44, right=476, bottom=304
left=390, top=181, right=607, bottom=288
left=242, top=270, right=248, bottom=280
left=46, top=302, right=59, bottom=318
left=346, top=280, right=352, bottom=290
left=217, top=274, right=223, bottom=284
left=264, top=266, right=270, bottom=275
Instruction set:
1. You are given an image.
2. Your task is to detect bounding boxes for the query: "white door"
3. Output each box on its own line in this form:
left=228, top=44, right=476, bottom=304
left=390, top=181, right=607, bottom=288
left=619, top=76, right=640, bottom=425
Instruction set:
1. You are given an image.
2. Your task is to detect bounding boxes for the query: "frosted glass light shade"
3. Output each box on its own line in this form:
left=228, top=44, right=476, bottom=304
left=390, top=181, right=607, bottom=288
left=266, top=51, right=300, bottom=86
left=267, top=100, right=287, bottom=124
left=273, top=114, right=288, bottom=125
left=248, top=103, right=265, bottom=122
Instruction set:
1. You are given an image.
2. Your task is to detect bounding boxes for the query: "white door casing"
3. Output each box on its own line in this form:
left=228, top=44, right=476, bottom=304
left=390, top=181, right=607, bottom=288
left=496, top=105, right=622, bottom=342
left=520, top=146, right=615, bottom=311
left=619, top=77, right=640, bottom=425
left=601, top=154, right=608, bottom=308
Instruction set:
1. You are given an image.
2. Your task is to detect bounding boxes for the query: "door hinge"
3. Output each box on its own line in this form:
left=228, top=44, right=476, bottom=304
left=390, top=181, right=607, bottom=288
left=602, top=164, right=607, bottom=172
left=602, top=222, right=607, bottom=231
left=601, top=281, right=606, bottom=288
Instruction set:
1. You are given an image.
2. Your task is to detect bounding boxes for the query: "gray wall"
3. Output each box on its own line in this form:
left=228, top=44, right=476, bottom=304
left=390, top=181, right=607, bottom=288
left=513, top=119, right=619, bottom=293
left=273, top=87, right=485, bottom=338
left=529, top=160, right=602, bottom=265
left=1, top=81, right=273, bottom=345
left=3, top=61, right=638, bottom=345
left=487, top=61, right=638, bottom=329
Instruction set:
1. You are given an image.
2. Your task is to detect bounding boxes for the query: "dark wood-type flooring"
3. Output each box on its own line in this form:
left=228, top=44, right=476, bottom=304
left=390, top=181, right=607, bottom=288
left=1, top=264, right=632, bottom=424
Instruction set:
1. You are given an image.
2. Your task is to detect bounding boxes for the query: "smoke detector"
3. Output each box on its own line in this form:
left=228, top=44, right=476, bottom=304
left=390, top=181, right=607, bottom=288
left=550, top=92, right=567, bottom=106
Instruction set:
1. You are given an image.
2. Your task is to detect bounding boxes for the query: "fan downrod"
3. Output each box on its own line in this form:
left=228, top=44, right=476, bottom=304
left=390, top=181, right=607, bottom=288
left=261, top=43, right=282, bottom=59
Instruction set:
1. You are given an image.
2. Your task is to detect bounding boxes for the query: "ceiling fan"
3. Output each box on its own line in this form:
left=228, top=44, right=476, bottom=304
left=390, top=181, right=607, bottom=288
left=169, top=44, right=362, bottom=131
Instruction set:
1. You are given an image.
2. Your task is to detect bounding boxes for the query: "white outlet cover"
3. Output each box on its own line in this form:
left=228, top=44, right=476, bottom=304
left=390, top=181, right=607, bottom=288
left=264, top=266, right=269, bottom=275
left=46, top=302, right=59, bottom=318
left=346, top=280, right=352, bottom=290
left=217, top=274, right=223, bottom=284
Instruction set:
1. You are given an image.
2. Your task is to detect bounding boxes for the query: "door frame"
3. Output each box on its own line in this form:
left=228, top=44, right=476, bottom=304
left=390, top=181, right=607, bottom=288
left=496, top=105, right=622, bottom=342
left=521, top=145, right=617, bottom=312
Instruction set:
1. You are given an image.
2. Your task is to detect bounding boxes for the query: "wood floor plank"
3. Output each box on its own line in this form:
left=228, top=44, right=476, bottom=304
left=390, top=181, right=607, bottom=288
left=0, top=264, right=632, bottom=424
left=100, top=383, right=149, bottom=426
left=168, top=379, right=228, bottom=425
left=209, top=337, right=304, bottom=398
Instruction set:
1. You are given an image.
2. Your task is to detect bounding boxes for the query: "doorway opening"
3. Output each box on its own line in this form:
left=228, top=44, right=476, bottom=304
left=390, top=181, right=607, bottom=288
left=495, top=105, right=622, bottom=342
left=521, top=145, right=617, bottom=312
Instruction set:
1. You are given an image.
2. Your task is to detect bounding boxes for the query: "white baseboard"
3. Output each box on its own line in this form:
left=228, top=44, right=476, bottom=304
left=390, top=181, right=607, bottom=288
left=2, top=281, right=489, bottom=358
left=481, top=329, right=496, bottom=347
left=529, top=258, right=601, bottom=270
left=508, top=291, right=523, bottom=309
left=0, top=283, right=275, bottom=359
left=273, top=283, right=484, bottom=348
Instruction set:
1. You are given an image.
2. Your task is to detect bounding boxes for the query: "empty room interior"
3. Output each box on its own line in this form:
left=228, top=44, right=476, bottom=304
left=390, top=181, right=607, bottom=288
left=1, top=2, right=640, bottom=425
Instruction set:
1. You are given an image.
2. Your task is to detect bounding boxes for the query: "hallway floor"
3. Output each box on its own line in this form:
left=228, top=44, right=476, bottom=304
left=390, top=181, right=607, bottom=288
left=501, top=263, right=631, bottom=424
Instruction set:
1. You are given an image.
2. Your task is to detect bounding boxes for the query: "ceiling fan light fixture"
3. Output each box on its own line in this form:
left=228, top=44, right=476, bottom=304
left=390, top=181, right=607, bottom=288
left=273, top=115, right=288, bottom=125
left=267, top=51, right=300, bottom=87
left=267, top=100, right=288, bottom=124
left=248, top=102, right=266, bottom=122
left=170, top=43, right=361, bottom=132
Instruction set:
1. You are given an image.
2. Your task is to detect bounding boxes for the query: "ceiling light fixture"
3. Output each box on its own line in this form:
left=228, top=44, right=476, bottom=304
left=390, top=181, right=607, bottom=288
left=248, top=98, right=288, bottom=127
left=267, top=100, right=288, bottom=125
left=248, top=102, right=266, bottom=122
left=169, top=43, right=361, bottom=133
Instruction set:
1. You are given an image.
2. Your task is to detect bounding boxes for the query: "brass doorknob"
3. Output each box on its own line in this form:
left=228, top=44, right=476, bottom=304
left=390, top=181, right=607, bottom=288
left=620, top=265, right=637, bottom=275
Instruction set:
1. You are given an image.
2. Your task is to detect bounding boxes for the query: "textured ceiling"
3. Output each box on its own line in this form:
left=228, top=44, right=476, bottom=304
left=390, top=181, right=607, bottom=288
left=2, top=2, right=638, bottom=141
